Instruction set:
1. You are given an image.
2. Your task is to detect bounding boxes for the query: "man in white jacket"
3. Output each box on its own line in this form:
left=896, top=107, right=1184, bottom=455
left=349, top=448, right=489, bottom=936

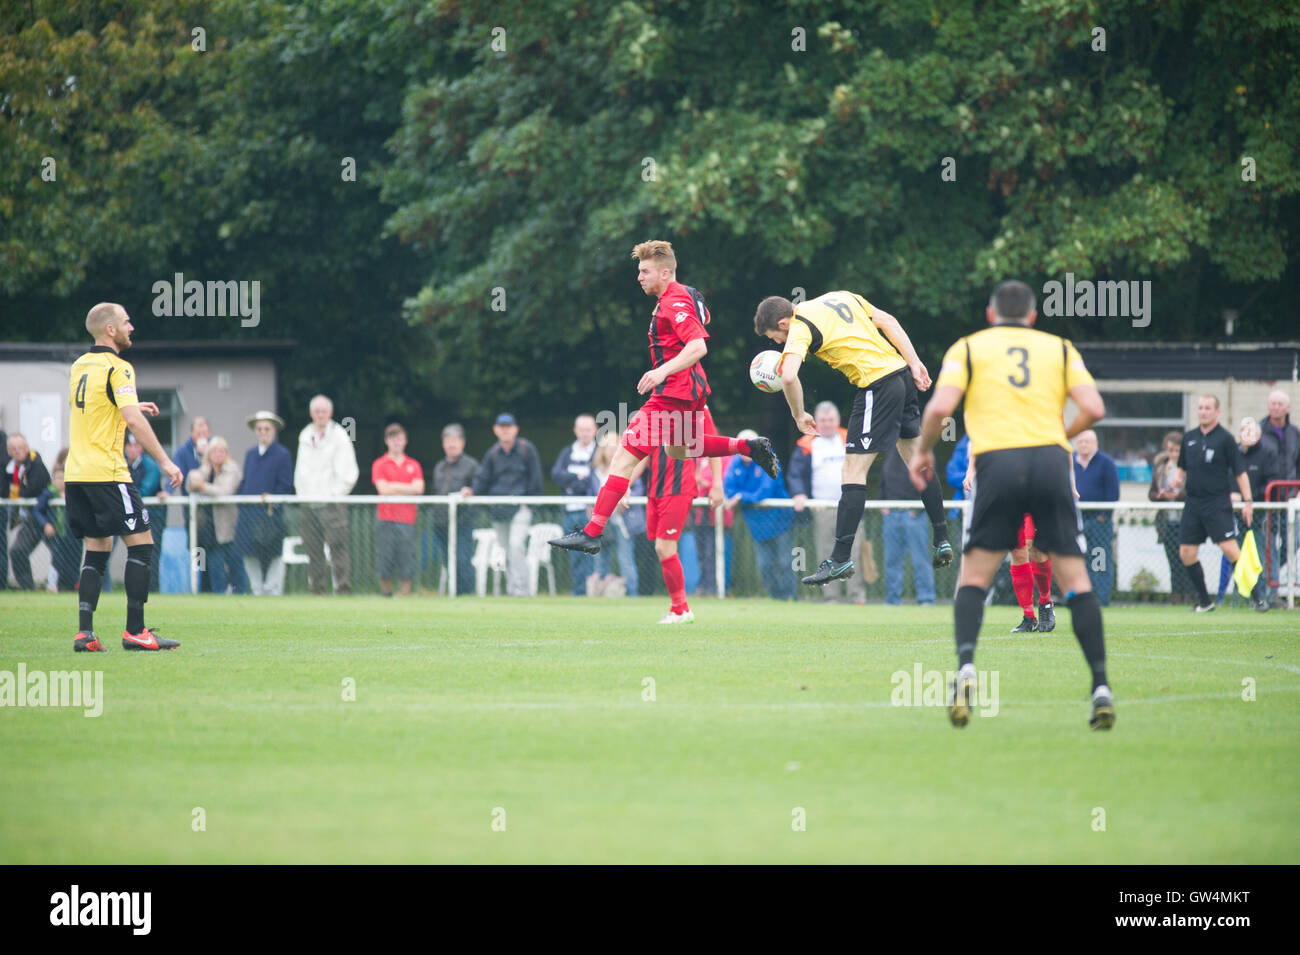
left=294, top=395, right=359, bottom=594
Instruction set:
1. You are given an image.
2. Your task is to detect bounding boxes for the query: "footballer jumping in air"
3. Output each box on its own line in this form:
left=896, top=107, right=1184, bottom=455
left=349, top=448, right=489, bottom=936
left=909, top=280, right=1114, bottom=730
left=626, top=405, right=726, bottom=624
left=550, top=240, right=778, bottom=556
left=66, top=303, right=183, bottom=652
left=753, top=290, right=954, bottom=587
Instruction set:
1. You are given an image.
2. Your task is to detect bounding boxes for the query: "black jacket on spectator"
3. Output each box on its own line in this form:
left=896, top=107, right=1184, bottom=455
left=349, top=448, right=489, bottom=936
left=551, top=442, right=599, bottom=497
left=433, top=454, right=479, bottom=495
left=473, top=439, right=543, bottom=520
left=1259, top=412, right=1300, bottom=490
left=6, top=450, right=50, bottom=528
left=881, top=449, right=922, bottom=503
left=1241, top=440, right=1280, bottom=502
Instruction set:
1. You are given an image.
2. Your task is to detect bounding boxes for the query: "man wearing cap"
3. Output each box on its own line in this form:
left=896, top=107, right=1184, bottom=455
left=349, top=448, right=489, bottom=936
left=239, top=410, right=295, bottom=595
left=472, top=413, right=543, bottom=596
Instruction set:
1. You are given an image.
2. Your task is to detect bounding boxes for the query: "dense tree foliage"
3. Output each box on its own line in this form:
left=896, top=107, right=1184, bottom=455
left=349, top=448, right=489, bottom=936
left=3, top=0, right=1297, bottom=440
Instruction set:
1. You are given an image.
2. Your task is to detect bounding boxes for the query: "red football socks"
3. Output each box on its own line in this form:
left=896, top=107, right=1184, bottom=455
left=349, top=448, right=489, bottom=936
left=1010, top=562, right=1035, bottom=615
left=1033, top=558, right=1053, bottom=604
left=701, top=435, right=748, bottom=457
left=583, top=475, right=630, bottom=536
left=660, top=553, right=688, bottom=614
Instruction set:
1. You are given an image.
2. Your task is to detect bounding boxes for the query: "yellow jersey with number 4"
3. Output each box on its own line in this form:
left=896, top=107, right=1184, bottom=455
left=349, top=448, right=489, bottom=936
left=66, top=345, right=139, bottom=483
left=782, top=291, right=907, bottom=389
left=935, top=325, right=1094, bottom=455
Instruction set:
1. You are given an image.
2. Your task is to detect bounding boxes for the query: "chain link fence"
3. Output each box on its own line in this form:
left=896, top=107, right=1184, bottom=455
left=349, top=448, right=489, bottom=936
left=3, top=495, right=1298, bottom=608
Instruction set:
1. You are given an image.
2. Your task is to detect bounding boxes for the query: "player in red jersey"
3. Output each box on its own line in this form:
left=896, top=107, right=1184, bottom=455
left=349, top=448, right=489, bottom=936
left=963, top=458, right=1057, bottom=633
left=550, top=240, right=779, bottom=556
left=627, top=405, right=725, bottom=623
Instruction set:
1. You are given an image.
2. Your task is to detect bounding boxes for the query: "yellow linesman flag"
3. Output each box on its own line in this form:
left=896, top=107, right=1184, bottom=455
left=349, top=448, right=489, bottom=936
left=1234, top=529, right=1263, bottom=597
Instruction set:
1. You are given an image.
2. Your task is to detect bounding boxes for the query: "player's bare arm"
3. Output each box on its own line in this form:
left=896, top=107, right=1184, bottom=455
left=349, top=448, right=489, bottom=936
left=121, top=404, right=182, bottom=489
left=778, top=353, right=815, bottom=434
left=871, top=308, right=931, bottom=390
left=637, top=337, right=706, bottom=395
left=708, top=456, right=724, bottom=509
left=1064, top=383, right=1105, bottom=439
left=909, top=384, right=963, bottom=491
left=1237, top=471, right=1253, bottom=525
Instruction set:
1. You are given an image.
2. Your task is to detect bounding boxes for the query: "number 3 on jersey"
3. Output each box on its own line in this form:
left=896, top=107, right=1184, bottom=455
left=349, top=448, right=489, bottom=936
left=1006, top=347, right=1030, bottom=388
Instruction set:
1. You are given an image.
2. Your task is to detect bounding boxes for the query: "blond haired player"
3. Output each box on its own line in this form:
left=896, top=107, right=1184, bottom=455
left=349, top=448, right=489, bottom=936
left=66, top=303, right=182, bottom=652
left=551, top=240, right=778, bottom=556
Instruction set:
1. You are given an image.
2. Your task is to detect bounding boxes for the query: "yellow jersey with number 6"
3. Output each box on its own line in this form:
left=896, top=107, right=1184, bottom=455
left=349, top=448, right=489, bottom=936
left=782, top=291, right=907, bottom=389
left=935, top=325, right=1094, bottom=455
left=66, top=345, right=139, bottom=483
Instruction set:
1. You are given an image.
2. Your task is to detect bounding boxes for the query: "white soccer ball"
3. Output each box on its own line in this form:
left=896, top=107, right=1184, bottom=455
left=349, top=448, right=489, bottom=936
left=749, top=350, right=784, bottom=393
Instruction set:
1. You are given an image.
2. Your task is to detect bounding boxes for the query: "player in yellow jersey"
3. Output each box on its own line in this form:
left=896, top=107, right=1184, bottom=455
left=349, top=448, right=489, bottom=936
left=907, top=280, right=1114, bottom=730
left=753, top=290, right=954, bottom=586
left=66, top=303, right=183, bottom=652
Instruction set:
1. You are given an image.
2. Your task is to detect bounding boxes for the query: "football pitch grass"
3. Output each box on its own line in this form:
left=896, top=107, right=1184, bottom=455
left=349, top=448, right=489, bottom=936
left=1, top=593, right=1297, bottom=864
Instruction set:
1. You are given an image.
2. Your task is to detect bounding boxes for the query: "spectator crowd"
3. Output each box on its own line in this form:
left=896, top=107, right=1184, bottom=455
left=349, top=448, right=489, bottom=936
left=4, top=388, right=1299, bottom=604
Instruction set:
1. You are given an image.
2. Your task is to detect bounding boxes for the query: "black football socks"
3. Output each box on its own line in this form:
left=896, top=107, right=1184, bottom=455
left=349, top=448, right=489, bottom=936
left=954, top=585, right=986, bottom=668
left=78, top=549, right=110, bottom=632
left=831, top=483, right=868, bottom=564
left=1185, top=561, right=1210, bottom=605
left=1066, top=591, right=1108, bottom=691
left=917, top=471, right=950, bottom=544
left=125, top=544, right=152, bottom=635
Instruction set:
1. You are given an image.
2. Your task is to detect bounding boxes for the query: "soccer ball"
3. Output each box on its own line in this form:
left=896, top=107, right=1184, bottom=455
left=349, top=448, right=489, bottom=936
left=749, top=350, right=784, bottom=393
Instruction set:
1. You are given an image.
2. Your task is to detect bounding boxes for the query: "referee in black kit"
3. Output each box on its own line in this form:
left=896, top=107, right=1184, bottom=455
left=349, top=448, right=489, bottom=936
left=1174, top=395, right=1252, bottom=612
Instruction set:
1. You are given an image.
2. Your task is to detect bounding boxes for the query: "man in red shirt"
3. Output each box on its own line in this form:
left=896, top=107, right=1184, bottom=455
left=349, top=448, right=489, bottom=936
left=372, top=422, right=424, bottom=596
left=628, top=405, right=726, bottom=623
left=551, top=239, right=778, bottom=555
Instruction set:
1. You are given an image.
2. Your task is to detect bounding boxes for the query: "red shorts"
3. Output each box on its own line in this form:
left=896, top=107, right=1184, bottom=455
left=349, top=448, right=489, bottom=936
left=622, top=394, right=710, bottom=458
left=1016, top=513, right=1036, bottom=548
left=646, top=493, right=693, bottom=540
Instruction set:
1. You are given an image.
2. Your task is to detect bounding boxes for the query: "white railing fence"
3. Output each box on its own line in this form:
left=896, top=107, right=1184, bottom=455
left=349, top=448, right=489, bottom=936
left=2, top=495, right=1296, bottom=608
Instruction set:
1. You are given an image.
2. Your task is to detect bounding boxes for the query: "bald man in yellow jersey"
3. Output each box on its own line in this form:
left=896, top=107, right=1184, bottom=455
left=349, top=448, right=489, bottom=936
left=908, top=280, right=1114, bottom=730
left=754, top=291, right=954, bottom=586
left=66, top=303, right=183, bottom=652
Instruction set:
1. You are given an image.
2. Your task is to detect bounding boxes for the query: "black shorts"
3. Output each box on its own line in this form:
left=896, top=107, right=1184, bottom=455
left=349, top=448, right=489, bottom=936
left=1179, top=498, right=1237, bottom=546
left=845, top=368, right=918, bottom=454
left=65, top=481, right=152, bottom=539
left=966, top=445, right=1084, bottom=556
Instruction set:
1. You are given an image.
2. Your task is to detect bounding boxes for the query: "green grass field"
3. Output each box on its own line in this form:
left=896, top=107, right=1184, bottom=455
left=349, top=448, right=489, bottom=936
left=1, top=593, right=1297, bottom=863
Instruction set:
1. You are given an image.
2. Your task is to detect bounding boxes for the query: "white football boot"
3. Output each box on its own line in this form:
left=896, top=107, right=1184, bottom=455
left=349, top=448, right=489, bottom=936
left=657, top=610, right=695, bottom=625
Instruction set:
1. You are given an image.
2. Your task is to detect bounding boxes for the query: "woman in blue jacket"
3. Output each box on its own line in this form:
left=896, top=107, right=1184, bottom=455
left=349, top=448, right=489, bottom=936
left=724, top=431, right=795, bottom=600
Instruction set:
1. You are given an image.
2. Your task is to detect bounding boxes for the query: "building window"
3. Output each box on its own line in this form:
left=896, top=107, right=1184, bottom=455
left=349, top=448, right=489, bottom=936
left=137, top=388, right=182, bottom=455
left=1092, top=391, right=1186, bottom=480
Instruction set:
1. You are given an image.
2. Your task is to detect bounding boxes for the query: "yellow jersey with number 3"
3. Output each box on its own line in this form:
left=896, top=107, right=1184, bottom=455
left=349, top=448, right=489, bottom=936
left=935, top=324, right=1094, bottom=455
left=66, top=345, right=139, bottom=483
left=782, top=291, right=907, bottom=389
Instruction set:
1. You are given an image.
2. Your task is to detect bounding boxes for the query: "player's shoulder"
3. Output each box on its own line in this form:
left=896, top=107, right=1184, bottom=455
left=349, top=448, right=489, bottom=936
left=660, top=281, right=707, bottom=325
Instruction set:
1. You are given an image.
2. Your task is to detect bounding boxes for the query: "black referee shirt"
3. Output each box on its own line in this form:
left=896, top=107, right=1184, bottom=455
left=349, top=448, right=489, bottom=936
left=1177, top=424, right=1245, bottom=500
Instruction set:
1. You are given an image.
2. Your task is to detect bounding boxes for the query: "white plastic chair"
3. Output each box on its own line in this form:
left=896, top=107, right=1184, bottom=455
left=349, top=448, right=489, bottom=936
left=526, top=523, right=562, bottom=596
left=471, top=528, right=506, bottom=597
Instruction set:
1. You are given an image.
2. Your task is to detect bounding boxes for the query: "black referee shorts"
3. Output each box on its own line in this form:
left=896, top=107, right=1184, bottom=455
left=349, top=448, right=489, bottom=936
left=845, top=367, right=917, bottom=454
left=65, top=481, right=152, bottom=539
left=966, top=445, right=1084, bottom=557
left=1178, top=497, right=1237, bottom=546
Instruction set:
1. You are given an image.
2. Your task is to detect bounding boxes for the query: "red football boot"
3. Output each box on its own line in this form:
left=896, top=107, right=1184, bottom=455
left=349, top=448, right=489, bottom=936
left=122, top=628, right=180, bottom=651
left=74, top=631, right=107, bottom=653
